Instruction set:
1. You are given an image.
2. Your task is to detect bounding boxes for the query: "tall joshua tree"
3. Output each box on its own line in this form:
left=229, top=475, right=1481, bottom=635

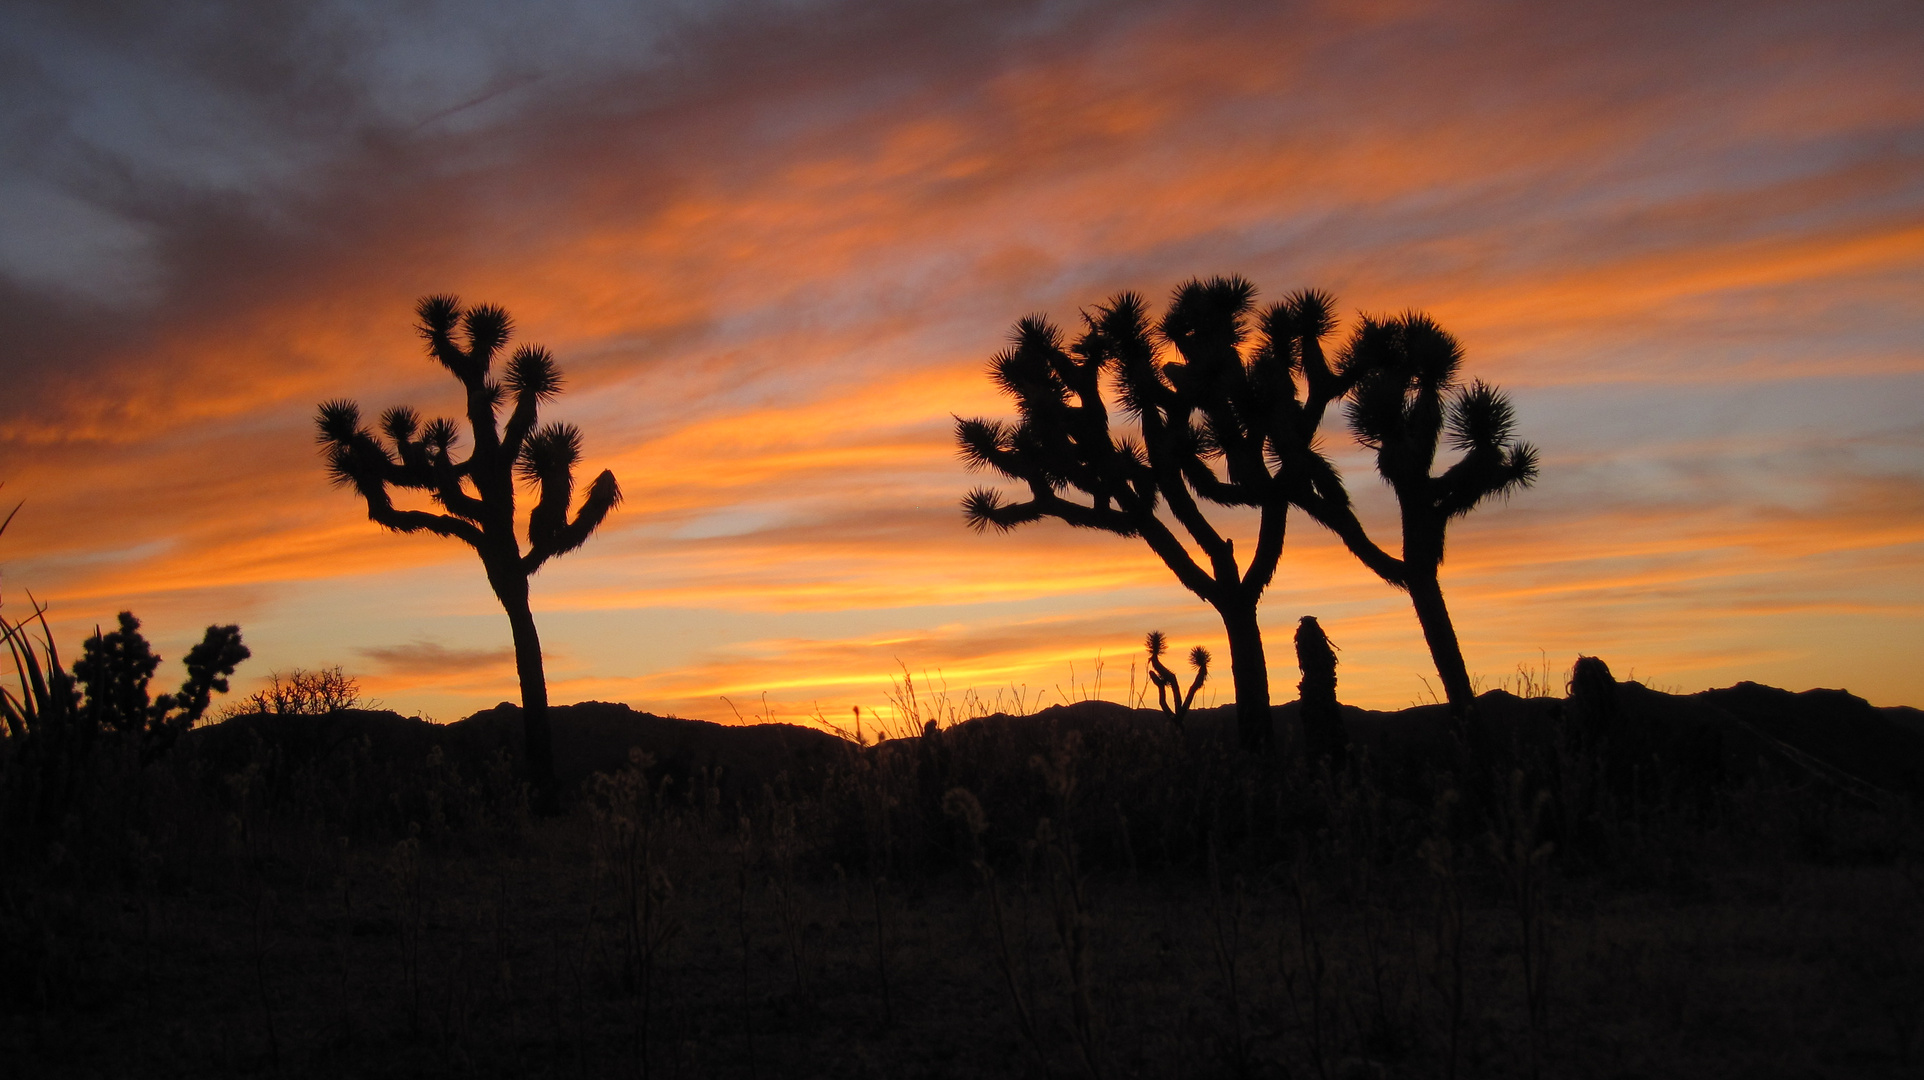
left=1292, top=313, right=1538, bottom=728
left=957, top=278, right=1356, bottom=750
left=316, top=297, right=621, bottom=811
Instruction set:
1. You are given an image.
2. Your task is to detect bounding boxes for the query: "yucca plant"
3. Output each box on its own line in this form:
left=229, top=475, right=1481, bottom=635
left=2, top=502, right=75, bottom=765
left=1293, top=313, right=1538, bottom=729
left=1, top=597, right=81, bottom=845
left=316, top=296, right=621, bottom=811
left=2, top=601, right=77, bottom=743
left=958, top=278, right=1356, bottom=750
left=1, top=500, right=76, bottom=835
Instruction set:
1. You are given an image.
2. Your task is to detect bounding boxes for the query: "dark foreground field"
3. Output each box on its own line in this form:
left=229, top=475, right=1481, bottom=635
left=4, top=680, right=1923, bottom=1079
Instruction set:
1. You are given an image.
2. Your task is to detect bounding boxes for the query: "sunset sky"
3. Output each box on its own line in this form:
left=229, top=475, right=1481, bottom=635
left=3, top=0, right=1920, bottom=727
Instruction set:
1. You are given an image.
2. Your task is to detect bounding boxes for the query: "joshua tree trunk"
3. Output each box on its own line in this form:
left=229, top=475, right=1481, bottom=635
left=1216, top=596, right=1272, bottom=752
left=1405, top=571, right=1475, bottom=727
left=492, top=566, right=558, bottom=815
left=505, top=596, right=557, bottom=813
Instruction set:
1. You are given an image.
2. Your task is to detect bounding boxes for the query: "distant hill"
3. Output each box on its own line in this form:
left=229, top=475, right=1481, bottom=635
left=188, top=700, right=846, bottom=802
left=185, top=681, right=1924, bottom=807
left=942, top=680, right=1924, bottom=800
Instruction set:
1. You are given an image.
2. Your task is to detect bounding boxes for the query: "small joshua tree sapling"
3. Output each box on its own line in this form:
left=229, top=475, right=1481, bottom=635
left=316, top=296, right=620, bottom=811
left=1144, top=631, right=1209, bottom=727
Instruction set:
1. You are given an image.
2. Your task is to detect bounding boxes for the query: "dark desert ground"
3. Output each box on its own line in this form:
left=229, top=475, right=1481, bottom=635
left=5, top=671, right=1923, bottom=1079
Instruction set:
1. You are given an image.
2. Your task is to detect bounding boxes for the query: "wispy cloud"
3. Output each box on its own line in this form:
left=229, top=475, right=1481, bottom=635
left=358, top=641, right=517, bottom=677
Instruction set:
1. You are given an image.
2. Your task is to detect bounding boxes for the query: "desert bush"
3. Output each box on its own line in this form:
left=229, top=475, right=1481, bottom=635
left=224, top=665, right=363, bottom=719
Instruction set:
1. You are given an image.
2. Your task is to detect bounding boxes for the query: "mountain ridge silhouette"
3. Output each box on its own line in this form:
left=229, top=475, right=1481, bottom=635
left=185, top=679, right=1924, bottom=802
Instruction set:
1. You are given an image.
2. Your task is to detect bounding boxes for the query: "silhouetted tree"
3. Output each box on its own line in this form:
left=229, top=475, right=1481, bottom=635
left=1294, top=615, right=1343, bottom=768
left=1291, top=313, right=1537, bottom=730
left=958, top=279, right=1356, bottom=750
left=1144, top=631, right=1209, bottom=727
left=316, top=297, right=621, bottom=812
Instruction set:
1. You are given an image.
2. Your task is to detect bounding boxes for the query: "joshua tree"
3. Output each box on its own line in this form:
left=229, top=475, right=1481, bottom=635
left=958, top=278, right=1356, bottom=750
left=1291, top=313, right=1538, bottom=729
left=316, top=297, right=621, bottom=811
left=1143, top=630, right=1209, bottom=727
left=1294, top=615, right=1342, bottom=768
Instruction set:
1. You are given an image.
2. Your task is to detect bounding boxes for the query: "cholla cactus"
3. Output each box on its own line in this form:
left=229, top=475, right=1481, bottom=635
left=315, top=296, right=620, bottom=810
left=1287, top=313, right=1536, bottom=733
left=73, top=612, right=249, bottom=762
left=1144, top=631, right=1210, bottom=727
left=958, top=279, right=1354, bottom=750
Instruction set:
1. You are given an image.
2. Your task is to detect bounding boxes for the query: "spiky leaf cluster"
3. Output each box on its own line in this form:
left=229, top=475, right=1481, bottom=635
left=1340, top=313, right=1539, bottom=535
left=316, top=296, right=621, bottom=576
left=956, top=278, right=1356, bottom=604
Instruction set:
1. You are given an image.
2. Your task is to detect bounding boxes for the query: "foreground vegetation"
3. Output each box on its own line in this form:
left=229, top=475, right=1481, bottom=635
left=4, top=673, right=1922, bottom=1079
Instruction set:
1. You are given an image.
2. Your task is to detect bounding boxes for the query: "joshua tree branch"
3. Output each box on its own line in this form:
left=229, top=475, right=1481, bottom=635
left=1241, top=499, right=1288, bottom=595
left=1181, top=647, right=1211, bottom=712
left=1131, top=509, right=1223, bottom=600
left=428, top=459, right=489, bottom=522
left=465, top=382, right=504, bottom=462
left=1177, top=453, right=1253, bottom=508
left=1434, top=446, right=1537, bottom=520
left=433, top=489, right=490, bottom=524
left=1295, top=488, right=1409, bottom=588
left=526, top=474, right=573, bottom=553
left=359, top=492, right=487, bottom=549
left=1146, top=441, right=1235, bottom=568
left=524, top=470, right=621, bottom=574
